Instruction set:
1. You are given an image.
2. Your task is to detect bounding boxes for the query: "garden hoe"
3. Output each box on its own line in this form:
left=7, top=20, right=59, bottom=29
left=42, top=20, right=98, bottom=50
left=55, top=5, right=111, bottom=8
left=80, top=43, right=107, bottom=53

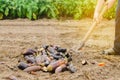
left=71, top=3, right=108, bottom=53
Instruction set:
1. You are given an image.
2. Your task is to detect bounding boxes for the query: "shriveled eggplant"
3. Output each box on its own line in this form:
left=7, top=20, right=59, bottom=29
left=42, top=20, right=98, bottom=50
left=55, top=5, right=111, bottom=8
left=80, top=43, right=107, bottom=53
left=18, top=62, right=29, bottom=70
left=23, top=49, right=37, bottom=56
left=47, top=59, right=67, bottom=71
left=24, top=56, right=35, bottom=64
left=57, top=47, right=67, bottom=53
left=55, top=64, right=67, bottom=73
left=35, top=54, right=51, bottom=65
left=23, top=66, right=41, bottom=72
left=67, top=63, right=77, bottom=73
left=50, top=54, right=62, bottom=60
left=47, top=46, right=56, bottom=54
left=42, top=44, right=49, bottom=49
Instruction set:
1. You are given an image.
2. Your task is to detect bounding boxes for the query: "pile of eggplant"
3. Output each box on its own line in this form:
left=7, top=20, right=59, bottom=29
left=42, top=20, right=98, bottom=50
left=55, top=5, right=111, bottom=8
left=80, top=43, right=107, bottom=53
left=18, top=45, right=76, bottom=74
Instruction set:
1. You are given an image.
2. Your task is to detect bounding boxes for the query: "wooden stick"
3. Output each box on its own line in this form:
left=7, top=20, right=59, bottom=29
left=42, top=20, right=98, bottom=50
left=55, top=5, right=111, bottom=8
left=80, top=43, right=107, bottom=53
left=77, top=5, right=108, bottom=50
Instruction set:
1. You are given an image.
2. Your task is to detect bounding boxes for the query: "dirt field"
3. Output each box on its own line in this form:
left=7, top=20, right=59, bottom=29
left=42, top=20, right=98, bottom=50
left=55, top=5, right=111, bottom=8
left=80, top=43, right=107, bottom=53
left=0, top=18, right=120, bottom=80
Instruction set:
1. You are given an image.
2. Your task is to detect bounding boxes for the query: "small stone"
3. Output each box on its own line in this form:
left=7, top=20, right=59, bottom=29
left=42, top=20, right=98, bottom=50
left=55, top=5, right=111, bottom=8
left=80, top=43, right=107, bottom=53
left=81, top=60, right=87, bottom=65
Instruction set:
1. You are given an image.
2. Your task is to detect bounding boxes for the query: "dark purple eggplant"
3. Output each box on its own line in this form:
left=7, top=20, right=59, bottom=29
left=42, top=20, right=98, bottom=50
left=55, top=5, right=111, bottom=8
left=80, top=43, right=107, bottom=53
left=47, top=46, right=56, bottom=54
left=56, top=48, right=67, bottom=53
left=23, top=49, right=37, bottom=56
left=18, top=62, right=29, bottom=70
left=67, top=63, right=77, bottom=73
left=24, top=56, right=35, bottom=64
left=50, top=54, right=62, bottom=60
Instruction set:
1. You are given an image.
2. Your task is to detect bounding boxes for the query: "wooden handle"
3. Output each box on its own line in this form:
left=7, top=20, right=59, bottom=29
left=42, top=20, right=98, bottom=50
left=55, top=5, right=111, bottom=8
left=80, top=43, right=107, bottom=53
left=78, top=5, right=108, bottom=50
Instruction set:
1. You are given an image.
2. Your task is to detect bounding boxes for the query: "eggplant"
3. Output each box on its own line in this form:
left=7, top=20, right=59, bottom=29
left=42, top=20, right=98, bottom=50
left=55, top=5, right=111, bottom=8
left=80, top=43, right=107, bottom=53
left=47, top=59, right=67, bottom=71
left=57, top=48, right=67, bottom=53
left=18, top=62, right=29, bottom=70
left=67, top=63, right=77, bottom=73
left=35, top=54, right=51, bottom=65
left=35, top=55, right=45, bottom=64
left=23, top=49, right=37, bottom=56
left=42, top=44, right=49, bottom=49
left=55, top=64, right=67, bottom=73
left=23, top=66, right=41, bottom=72
left=50, top=54, right=62, bottom=60
left=47, top=47, right=56, bottom=54
left=24, top=56, right=35, bottom=64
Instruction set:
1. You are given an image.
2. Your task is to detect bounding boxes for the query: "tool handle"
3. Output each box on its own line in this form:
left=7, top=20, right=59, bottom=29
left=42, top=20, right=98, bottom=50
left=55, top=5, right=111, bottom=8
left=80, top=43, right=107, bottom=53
left=78, top=5, right=108, bottom=50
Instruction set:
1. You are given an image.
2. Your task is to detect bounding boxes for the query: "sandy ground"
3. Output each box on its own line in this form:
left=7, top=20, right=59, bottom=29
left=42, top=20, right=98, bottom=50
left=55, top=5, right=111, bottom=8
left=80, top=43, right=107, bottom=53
left=0, top=18, right=120, bottom=80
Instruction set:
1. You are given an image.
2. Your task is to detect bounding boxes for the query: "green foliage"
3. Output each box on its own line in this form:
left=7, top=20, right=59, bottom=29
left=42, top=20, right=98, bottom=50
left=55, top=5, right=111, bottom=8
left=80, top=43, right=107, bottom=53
left=54, top=0, right=83, bottom=19
left=0, top=0, right=117, bottom=20
left=82, top=0, right=96, bottom=18
left=38, top=0, right=58, bottom=18
left=0, top=0, right=58, bottom=20
left=104, top=2, right=117, bottom=19
left=0, top=13, right=3, bottom=19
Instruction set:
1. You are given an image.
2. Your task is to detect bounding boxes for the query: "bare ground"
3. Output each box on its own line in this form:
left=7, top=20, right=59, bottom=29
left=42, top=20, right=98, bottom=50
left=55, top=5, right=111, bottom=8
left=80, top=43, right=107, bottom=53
left=0, top=18, right=120, bottom=80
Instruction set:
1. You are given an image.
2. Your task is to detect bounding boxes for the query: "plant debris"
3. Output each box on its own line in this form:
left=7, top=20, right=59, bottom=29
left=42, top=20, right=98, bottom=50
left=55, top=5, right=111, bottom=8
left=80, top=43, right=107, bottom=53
left=81, top=60, right=87, bottom=65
